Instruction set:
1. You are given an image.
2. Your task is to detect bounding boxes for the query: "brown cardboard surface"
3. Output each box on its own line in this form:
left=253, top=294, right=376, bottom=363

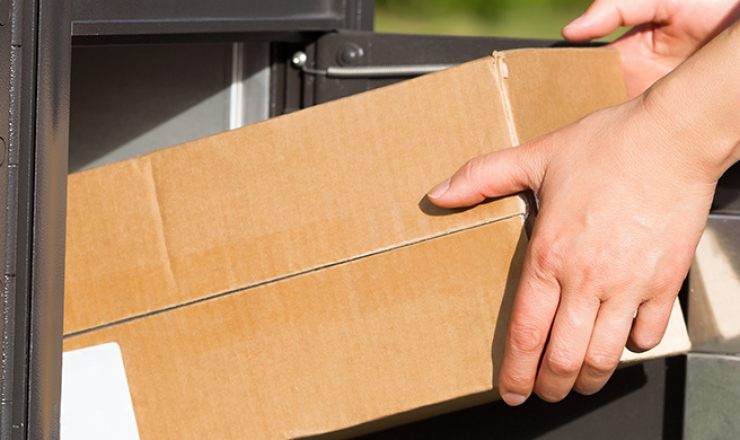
left=65, top=217, right=527, bottom=440
left=65, top=57, right=523, bottom=336
left=497, top=48, right=627, bottom=144
left=64, top=48, right=690, bottom=439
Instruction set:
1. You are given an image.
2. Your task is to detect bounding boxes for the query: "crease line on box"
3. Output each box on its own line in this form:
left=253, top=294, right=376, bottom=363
left=64, top=211, right=527, bottom=340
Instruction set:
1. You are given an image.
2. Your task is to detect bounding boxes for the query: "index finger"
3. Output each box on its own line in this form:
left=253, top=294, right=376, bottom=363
left=497, top=246, right=562, bottom=406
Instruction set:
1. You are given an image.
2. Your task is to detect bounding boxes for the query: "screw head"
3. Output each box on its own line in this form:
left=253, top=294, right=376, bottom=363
left=291, top=51, right=308, bottom=68
left=336, top=43, right=365, bottom=67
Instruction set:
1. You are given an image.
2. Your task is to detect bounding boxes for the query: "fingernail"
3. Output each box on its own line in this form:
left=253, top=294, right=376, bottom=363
left=502, top=393, right=527, bottom=406
left=428, top=179, right=450, bottom=199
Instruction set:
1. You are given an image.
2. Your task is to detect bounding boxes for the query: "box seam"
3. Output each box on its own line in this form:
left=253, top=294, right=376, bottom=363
left=63, top=212, right=527, bottom=339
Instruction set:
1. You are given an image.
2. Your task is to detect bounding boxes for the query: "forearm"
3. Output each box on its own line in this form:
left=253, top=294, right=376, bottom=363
left=639, top=19, right=740, bottom=181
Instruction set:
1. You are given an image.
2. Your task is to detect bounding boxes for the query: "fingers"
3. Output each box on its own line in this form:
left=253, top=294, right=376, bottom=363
left=427, top=144, right=543, bottom=209
left=534, top=288, right=600, bottom=402
left=498, top=225, right=675, bottom=404
left=627, top=297, right=674, bottom=353
left=562, top=0, right=666, bottom=42
left=497, top=258, right=561, bottom=406
left=501, top=280, right=667, bottom=404
left=574, top=299, right=636, bottom=395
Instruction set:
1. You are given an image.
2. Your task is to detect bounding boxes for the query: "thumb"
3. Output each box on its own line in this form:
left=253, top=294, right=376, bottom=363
left=562, top=0, right=662, bottom=43
left=427, top=144, right=543, bottom=209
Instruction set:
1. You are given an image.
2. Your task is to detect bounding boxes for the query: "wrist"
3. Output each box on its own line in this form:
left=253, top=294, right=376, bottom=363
left=639, top=21, right=740, bottom=182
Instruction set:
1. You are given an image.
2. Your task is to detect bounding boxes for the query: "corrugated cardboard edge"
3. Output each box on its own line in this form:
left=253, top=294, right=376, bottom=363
left=491, top=52, right=521, bottom=148
left=490, top=51, right=540, bottom=231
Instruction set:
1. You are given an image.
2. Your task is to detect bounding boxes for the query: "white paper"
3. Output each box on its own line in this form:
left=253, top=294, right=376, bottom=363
left=61, top=343, right=140, bottom=440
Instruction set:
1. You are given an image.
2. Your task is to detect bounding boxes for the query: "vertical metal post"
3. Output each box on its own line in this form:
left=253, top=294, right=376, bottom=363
left=1, top=0, right=71, bottom=438
left=0, top=0, right=14, bottom=436
left=26, top=0, right=71, bottom=437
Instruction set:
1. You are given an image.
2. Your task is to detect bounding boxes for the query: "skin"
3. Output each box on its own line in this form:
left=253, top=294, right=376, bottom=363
left=563, top=0, right=740, bottom=98
left=427, top=1, right=740, bottom=406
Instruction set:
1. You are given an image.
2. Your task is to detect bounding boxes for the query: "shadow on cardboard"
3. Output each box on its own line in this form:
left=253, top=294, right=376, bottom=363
left=301, top=232, right=654, bottom=440
left=417, top=195, right=498, bottom=217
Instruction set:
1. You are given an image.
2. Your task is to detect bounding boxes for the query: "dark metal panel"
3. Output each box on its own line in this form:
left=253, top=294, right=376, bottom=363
left=71, top=31, right=317, bottom=47
left=684, top=353, right=740, bottom=440
left=343, top=0, right=375, bottom=32
left=270, top=42, right=309, bottom=117
left=0, top=0, right=14, bottom=437
left=311, top=32, right=565, bottom=105
left=69, top=43, right=234, bottom=172
left=26, top=0, right=71, bottom=438
left=72, top=17, right=344, bottom=38
left=713, top=163, right=740, bottom=214
left=4, top=0, right=44, bottom=437
left=71, top=0, right=373, bottom=37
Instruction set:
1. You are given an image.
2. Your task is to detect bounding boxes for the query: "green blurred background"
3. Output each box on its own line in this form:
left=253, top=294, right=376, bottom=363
left=374, top=0, right=617, bottom=41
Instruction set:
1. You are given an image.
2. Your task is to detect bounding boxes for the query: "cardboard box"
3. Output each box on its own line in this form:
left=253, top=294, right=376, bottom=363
left=63, top=48, right=690, bottom=439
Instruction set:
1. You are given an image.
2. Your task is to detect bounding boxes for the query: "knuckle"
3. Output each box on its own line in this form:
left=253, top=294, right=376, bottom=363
left=546, top=351, right=582, bottom=377
left=462, top=156, right=485, bottom=185
left=583, top=350, right=618, bottom=375
left=461, top=156, right=494, bottom=196
left=508, top=321, right=548, bottom=356
left=570, top=248, right=620, bottom=294
left=528, top=239, right=565, bottom=279
left=578, top=256, right=610, bottom=288
left=499, top=368, right=534, bottom=392
left=649, top=269, right=683, bottom=298
left=599, top=274, right=632, bottom=297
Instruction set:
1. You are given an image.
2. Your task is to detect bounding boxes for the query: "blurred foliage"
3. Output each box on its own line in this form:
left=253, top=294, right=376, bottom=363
left=375, top=0, right=592, bottom=20
left=373, top=0, right=625, bottom=41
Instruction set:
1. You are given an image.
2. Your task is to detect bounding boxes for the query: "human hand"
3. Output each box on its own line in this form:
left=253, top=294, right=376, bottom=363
left=427, top=97, right=719, bottom=404
left=562, top=0, right=740, bottom=97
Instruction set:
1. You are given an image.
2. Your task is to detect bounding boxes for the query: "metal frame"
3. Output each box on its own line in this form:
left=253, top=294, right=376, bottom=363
left=9, top=0, right=736, bottom=437
left=71, top=0, right=374, bottom=40
left=308, top=31, right=570, bottom=105
left=2, top=0, right=71, bottom=439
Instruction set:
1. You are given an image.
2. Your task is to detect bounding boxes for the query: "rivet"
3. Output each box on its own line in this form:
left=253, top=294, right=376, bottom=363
left=336, top=43, right=364, bottom=67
